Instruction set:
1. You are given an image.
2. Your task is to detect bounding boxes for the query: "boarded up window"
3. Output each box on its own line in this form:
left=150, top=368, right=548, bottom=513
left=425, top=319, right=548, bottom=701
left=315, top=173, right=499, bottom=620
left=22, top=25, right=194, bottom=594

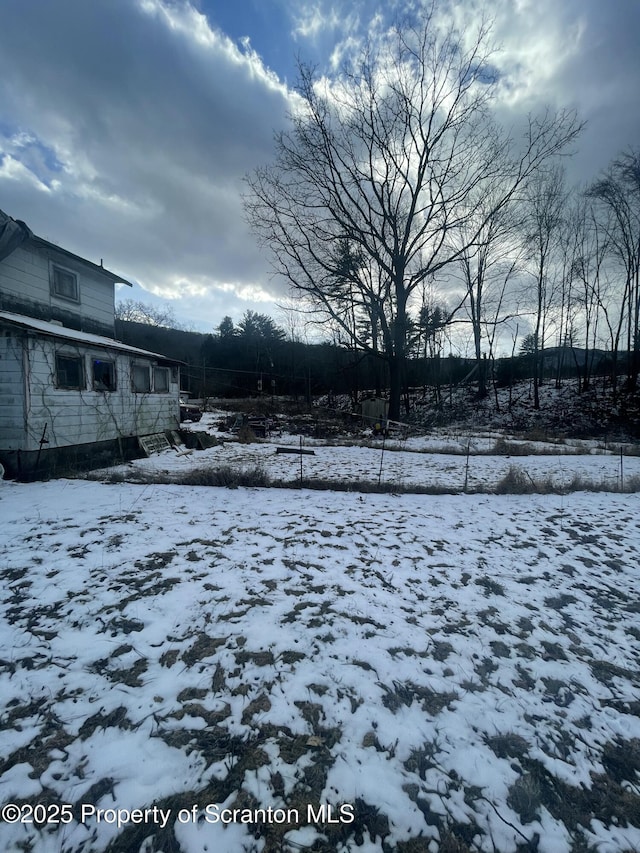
left=132, top=363, right=150, bottom=392
left=93, top=359, right=116, bottom=391
left=56, top=354, right=85, bottom=390
left=52, top=266, right=79, bottom=301
left=153, top=367, right=169, bottom=393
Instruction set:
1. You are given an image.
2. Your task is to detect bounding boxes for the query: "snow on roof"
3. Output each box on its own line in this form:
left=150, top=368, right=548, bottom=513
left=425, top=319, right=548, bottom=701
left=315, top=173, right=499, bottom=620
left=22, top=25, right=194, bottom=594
left=0, top=310, right=181, bottom=363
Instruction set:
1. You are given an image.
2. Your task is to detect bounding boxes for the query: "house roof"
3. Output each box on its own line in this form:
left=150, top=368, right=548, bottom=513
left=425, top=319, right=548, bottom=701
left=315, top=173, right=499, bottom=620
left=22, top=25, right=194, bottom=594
left=30, top=236, right=134, bottom=288
left=1, top=208, right=134, bottom=286
left=0, top=209, right=33, bottom=263
left=0, top=311, right=181, bottom=364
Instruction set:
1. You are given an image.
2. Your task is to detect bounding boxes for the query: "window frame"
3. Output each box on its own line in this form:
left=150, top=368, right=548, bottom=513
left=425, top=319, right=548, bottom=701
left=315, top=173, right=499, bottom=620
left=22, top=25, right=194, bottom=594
left=50, top=263, right=79, bottom=303
left=92, top=358, right=117, bottom=392
left=153, top=366, right=170, bottom=393
left=131, top=362, right=151, bottom=393
left=55, top=352, right=85, bottom=391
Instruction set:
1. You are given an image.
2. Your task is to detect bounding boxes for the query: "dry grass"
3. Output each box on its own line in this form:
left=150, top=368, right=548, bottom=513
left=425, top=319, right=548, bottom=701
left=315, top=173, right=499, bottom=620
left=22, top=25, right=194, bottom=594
left=97, top=464, right=640, bottom=495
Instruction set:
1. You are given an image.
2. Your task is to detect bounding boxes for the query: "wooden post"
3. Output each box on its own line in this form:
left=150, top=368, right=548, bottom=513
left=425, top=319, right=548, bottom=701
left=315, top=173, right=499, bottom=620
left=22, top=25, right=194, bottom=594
left=377, top=431, right=386, bottom=486
left=299, top=435, right=303, bottom=488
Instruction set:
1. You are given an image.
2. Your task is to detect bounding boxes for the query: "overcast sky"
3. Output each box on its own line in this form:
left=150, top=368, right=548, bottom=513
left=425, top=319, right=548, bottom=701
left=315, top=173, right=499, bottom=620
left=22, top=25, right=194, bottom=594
left=1, top=0, right=639, bottom=333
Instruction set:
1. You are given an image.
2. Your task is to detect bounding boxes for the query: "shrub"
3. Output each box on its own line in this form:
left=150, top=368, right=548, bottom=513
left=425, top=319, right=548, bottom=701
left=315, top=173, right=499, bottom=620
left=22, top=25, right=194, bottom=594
left=495, top=466, right=536, bottom=494
left=177, top=464, right=270, bottom=488
left=493, top=437, right=539, bottom=456
left=112, top=464, right=271, bottom=489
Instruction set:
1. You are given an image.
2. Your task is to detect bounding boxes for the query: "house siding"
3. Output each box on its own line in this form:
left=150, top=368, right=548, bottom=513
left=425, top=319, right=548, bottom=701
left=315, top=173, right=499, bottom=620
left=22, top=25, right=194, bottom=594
left=0, top=243, right=115, bottom=336
left=0, top=331, right=25, bottom=448
left=19, top=335, right=179, bottom=453
left=0, top=225, right=181, bottom=478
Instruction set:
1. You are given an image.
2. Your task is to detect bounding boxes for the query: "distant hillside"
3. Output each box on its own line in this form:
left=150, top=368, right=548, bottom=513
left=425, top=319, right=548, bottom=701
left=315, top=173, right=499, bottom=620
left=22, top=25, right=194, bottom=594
left=113, top=320, right=367, bottom=398
left=114, top=321, right=637, bottom=424
left=114, top=320, right=209, bottom=363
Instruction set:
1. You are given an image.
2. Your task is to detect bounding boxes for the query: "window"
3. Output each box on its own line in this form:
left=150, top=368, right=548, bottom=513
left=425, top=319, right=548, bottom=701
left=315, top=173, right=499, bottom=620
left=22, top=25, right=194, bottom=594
left=153, top=367, right=169, bottom=393
left=56, top=354, right=85, bottom=390
left=131, top=363, right=150, bottom=393
left=51, top=265, right=79, bottom=301
left=93, top=359, right=116, bottom=391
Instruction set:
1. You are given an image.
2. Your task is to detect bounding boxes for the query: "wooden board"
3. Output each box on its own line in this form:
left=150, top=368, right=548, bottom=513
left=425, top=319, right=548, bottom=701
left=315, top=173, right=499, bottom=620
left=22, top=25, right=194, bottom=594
left=139, top=433, right=172, bottom=456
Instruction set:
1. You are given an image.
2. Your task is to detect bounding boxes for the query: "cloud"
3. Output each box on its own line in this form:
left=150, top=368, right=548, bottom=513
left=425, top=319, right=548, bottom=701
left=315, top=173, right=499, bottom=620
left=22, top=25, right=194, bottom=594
left=1, top=0, right=638, bottom=334
left=319, top=0, right=640, bottom=181
left=291, top=3, right=335, bottom=40
left=0, top=0, right=294, bottom=329
left=0, top=154, right=53, bottom=193
left=458, top=0, right=640, bottom=178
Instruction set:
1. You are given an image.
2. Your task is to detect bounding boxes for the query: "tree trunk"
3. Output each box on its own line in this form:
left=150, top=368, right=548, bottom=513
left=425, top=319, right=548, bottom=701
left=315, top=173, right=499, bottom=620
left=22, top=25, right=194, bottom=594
left=388, top=356, right=402, bottom=421
left=388, top=282, right=409, bottom=421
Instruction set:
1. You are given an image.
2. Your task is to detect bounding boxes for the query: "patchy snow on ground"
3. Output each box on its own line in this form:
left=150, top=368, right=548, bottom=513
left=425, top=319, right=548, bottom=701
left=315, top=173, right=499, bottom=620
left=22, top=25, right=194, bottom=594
left=1, top=471, right=640, bottom=853
left=105, top=429, right=639, bottom=494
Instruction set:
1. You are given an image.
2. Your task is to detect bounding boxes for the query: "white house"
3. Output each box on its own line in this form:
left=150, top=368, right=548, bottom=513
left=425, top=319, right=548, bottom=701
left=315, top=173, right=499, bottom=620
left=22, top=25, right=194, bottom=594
left=0, top=210, right=180, bottom=479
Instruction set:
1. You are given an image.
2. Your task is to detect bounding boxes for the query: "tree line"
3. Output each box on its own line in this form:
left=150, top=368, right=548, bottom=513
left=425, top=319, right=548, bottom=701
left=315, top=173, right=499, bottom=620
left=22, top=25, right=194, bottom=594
left=115, top=303, right=619, bottom=411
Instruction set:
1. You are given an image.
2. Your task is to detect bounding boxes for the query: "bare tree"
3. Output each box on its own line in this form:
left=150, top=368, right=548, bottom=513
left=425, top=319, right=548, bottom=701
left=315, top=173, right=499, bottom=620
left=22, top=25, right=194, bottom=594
left=551, top=199, right=578, bottom=389
left=115, top=298, right=179, bottom=328
left=448, top=187, right=525, bottom=399
left=588, top=149, right=640, bottom=388
left=522, top=166, right=567, bottom=409
left=565, top=197, right=610, bottom=391
left=587, top=206, right=629, bottom=395
left=245, top=7, right=582, bottom=419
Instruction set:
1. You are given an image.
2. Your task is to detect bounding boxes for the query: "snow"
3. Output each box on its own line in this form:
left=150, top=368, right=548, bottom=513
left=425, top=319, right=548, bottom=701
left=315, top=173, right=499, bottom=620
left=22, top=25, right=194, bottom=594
left=96, top=412, right=640, bottom=493
left=1, top=449, right=639, bottom=852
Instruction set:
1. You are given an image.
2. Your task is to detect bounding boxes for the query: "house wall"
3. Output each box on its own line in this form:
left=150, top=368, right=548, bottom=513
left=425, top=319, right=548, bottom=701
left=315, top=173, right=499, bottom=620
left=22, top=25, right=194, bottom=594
left=0, top=331, right=179, bottom=455
left=25, top=336, right=179, bottom=451
left=0, top=243, right=115, bottom=336
left=0, top=331, right=26, bottom=449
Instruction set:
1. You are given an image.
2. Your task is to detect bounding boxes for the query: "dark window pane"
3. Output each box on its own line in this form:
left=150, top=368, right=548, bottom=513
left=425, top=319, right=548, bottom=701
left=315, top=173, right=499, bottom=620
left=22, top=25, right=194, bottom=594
left=132, top=364, right=150, bottom=392
left=56, top=354, right=84, bottom=390
left=53, top=267, right=78, bottom=300
left=93, top=359, right=116, bottom=391
left=153, top=367, right=169, bottom=393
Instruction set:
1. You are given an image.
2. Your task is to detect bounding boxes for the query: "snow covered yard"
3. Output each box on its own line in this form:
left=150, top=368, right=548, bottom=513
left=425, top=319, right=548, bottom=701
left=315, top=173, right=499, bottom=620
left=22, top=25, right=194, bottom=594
left=95, top=428, right=640, bottom=494
left=1, top=478, right=640, bottom=853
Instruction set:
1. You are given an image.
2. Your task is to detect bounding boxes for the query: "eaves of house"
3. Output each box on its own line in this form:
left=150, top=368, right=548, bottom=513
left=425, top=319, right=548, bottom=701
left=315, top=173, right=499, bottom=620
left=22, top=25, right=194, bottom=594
left=0, top=310, right=182, bottom=365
